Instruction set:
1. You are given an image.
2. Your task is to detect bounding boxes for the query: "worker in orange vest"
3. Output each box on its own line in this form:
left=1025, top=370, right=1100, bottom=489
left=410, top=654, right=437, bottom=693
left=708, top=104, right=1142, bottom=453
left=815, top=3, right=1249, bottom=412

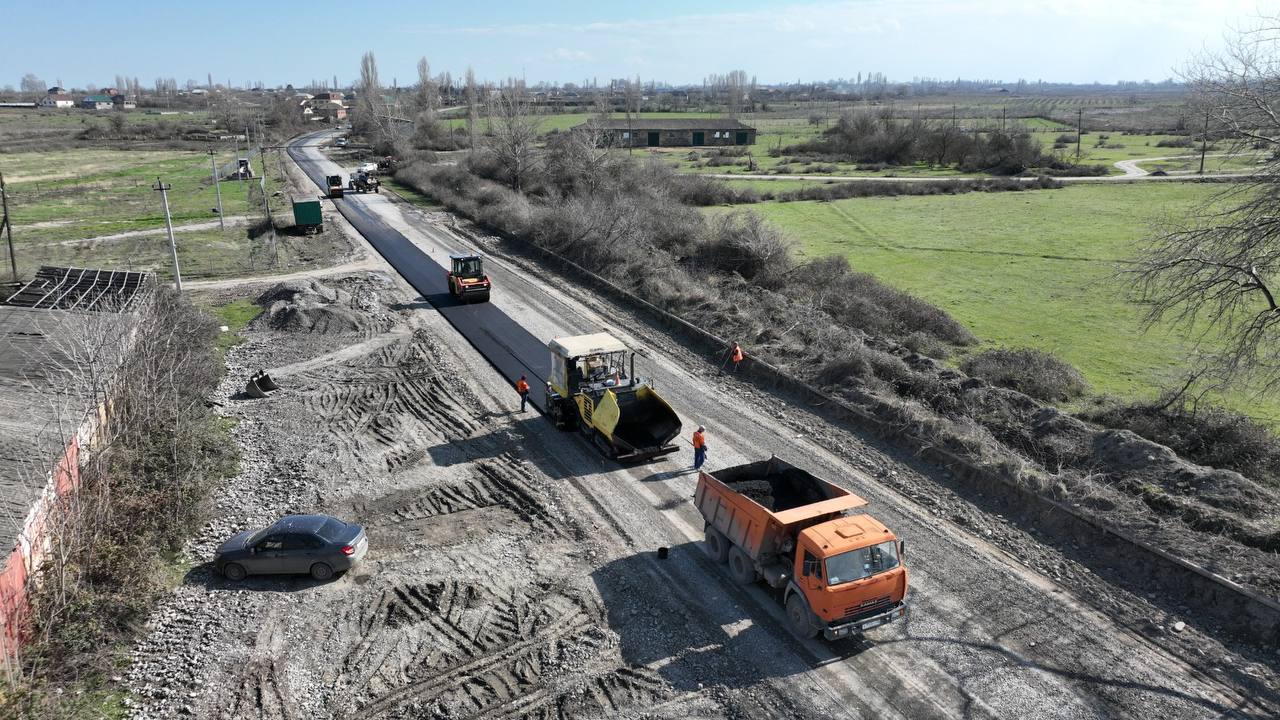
left=692, top=425, right=708, bottom=470
left=730, top=342, right=745, bottom=373
left=515, top=375, right=530, bottom=412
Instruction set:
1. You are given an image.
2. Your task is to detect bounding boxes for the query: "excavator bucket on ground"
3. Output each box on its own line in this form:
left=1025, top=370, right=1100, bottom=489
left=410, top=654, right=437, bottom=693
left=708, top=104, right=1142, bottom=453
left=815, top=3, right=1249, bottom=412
left=245, top=370, right=280, bottom=398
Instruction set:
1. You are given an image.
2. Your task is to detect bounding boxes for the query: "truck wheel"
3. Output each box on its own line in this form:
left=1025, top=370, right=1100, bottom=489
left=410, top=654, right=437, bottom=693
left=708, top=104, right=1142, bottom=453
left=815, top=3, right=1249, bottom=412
left=704, top=527, right=730, bottom=564
left=786, top=594, right=820, bottom=639
left=728, top=546, right=758, bottom=585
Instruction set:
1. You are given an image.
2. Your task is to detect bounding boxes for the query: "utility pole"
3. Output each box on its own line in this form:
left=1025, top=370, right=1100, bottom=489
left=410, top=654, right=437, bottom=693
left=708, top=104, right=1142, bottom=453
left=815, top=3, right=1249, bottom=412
left=1076, top=108, right=1083, bottom=164
left=208, top=150, right=225, bottom=230
left=153, top=178, right=182, bottom=292
left=1, top=172, right=16, bottom=283
left=1198, top=107, right=1208, bottom=175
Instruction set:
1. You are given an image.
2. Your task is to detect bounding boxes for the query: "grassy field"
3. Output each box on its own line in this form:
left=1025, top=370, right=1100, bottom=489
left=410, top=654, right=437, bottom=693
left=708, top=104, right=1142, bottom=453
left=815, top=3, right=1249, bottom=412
left=746, top=182, right=1279, bottom=421
left=0, top=146, right=344, bottom=281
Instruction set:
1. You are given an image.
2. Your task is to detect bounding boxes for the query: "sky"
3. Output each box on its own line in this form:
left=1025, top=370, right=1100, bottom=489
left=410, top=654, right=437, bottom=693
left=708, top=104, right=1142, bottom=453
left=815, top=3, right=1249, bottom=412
left=0, top=0, right=1267, bottom=89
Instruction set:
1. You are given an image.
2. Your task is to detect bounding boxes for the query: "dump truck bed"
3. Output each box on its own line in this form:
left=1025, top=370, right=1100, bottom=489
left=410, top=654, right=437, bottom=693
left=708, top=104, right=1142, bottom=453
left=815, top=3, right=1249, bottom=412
left=695, top=457, right=867, bottom=562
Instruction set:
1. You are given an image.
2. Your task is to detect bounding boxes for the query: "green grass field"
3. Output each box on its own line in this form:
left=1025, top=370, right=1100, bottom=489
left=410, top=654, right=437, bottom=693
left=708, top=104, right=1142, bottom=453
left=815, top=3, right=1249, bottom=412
left=0, top=146, right=331, bottom=280
left=747, top=183, right=1278, bottom=421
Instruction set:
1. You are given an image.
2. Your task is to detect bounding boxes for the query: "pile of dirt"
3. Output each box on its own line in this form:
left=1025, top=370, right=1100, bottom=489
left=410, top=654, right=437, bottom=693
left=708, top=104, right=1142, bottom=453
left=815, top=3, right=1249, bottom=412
left=727, top=468, right=830, bottom=512
left=256, top=279, right=374, bottom=334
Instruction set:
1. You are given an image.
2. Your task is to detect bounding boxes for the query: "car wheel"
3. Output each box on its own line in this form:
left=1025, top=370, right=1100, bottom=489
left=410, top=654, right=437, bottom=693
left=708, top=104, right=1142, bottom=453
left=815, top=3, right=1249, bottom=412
left=704, top=527, right=730, bottom=564
left=787, top=593, right=820, bottom=639
left=223, top=563, right=247, bottom=581
left=310, top=562, right=334, bottom=581
left=728, top=546, right=758, bottom=585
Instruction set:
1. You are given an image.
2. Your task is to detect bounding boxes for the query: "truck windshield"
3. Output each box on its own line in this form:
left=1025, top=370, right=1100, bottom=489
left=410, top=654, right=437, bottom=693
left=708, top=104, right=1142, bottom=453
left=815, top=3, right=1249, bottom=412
left=826, top=541, right=900, bottom=586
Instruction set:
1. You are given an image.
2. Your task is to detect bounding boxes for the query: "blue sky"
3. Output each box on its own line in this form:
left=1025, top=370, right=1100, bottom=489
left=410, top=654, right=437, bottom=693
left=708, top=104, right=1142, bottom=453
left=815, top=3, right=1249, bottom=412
left=0, top=0, right=1263, bottom=89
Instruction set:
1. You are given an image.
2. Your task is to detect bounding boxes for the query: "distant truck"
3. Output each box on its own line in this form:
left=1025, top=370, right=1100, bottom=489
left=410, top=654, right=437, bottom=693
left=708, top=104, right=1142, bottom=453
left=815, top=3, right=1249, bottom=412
left=694, top=457, right=908, bottom=641
left=291, top=197, right=323, bottom=234
left=349, top=171, right=379, bottom=194
left=326, top=174, right=344, bottom=199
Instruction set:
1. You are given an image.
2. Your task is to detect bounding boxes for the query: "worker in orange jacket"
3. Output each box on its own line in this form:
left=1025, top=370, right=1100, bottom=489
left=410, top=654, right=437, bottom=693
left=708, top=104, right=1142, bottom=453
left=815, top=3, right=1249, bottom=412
left=730, top=342, right=745, bottom=373
left=515, top=375, right=530, bottom=412
left=692, top=425, right=708, bottom=470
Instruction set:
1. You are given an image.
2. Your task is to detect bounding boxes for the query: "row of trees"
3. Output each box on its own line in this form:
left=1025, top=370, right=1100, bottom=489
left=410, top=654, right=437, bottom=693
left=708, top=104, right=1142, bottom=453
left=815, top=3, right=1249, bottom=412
left=790, top=108, right=1093, bottom=175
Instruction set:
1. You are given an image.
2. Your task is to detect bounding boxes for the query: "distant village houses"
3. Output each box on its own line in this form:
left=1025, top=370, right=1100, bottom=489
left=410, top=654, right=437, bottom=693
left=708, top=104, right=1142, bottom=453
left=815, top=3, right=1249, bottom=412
left=38, top=93, right=74, bottom=109
left=80, top=94, right=114, bottom=110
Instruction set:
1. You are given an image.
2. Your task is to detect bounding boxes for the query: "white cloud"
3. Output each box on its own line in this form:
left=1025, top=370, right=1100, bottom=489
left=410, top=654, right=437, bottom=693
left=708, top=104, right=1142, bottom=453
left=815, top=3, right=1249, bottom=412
left=551, top=48, right=592, bottom=62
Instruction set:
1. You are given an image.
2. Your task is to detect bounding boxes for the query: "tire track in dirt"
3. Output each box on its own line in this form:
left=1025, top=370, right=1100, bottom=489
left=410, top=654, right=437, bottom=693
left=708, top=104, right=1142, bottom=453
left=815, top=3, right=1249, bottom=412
left=301, top=333, right=484, bottom=473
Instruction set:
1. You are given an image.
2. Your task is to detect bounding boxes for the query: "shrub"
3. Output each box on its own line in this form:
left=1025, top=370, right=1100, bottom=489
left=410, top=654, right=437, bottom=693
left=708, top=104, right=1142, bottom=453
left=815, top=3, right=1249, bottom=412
left=1156, top=136, right=1195, bottom=148
left=962, top=347, right=1088, bottom=402
left=697, top=211, right=794, bottom=285
left=1082, top=402, right=1280, bottom=488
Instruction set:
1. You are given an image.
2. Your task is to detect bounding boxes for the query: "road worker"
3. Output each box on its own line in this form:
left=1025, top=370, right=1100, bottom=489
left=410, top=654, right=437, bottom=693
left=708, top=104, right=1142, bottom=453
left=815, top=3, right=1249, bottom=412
left=730, top=342, right=745, bottom=373
left=515, top=375, right=530, bottom=412
left=692, top=425, right=708, bottom=470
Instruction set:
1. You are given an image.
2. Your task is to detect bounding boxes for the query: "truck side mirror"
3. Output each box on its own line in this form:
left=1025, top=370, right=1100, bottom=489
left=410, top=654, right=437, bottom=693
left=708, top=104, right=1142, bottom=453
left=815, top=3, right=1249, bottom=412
left=898, top=540, right=906, bottom=560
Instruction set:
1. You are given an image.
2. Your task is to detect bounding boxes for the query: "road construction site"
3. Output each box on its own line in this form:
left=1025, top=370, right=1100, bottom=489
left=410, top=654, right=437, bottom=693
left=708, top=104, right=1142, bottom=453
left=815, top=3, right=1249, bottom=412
left=121, top=130, right=1279, bottom=719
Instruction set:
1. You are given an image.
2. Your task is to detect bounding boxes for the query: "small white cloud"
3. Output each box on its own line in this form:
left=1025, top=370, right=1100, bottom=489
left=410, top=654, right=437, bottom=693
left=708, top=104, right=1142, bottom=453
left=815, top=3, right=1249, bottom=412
left=552, top=48, right=592, bottom=61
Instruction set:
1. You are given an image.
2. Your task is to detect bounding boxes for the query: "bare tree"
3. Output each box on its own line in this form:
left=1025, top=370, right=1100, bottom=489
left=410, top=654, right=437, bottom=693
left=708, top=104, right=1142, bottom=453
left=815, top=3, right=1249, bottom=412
left=1129, top=17, right=1280, bottom=393
left=624, top=76, right=642, bottom=155
left=415, top=57, right=437, bottom=116
left=358, top=51, right=398, bottom=144
left=726, top=70, right=748, bottom=117
left=20, top=73, right=45, bottom=95
left=487, top=81, right=540, bottom=191
left=464, top=67, right=479, bottom=149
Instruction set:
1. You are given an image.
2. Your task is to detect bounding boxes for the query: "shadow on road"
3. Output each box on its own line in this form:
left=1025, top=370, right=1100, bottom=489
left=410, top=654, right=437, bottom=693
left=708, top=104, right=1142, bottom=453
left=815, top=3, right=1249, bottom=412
left=589, top=542, right=875, bottom=695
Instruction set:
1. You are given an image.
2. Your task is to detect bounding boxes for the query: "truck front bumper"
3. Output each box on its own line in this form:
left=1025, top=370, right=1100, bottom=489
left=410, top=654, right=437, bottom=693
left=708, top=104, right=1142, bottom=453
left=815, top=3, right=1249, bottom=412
left=824, top=602, right=907, bottom=640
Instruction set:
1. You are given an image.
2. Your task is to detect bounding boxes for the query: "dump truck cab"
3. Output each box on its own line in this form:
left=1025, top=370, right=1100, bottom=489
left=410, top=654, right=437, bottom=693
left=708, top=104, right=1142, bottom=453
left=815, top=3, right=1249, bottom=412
left=446, top=253, right=491, bottom=303
left=790, top=514, right=907, bottom=640
left=545, top=333, right=680, bottom=462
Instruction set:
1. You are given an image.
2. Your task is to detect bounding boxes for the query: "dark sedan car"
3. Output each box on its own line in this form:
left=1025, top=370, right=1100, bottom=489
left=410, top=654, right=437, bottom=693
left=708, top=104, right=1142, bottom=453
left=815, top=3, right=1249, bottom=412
left=214, top=514, right=368, bottom=581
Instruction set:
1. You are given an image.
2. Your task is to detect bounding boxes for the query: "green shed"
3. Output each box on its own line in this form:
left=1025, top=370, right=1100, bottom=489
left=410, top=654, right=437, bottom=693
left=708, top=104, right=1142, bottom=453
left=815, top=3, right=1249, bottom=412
left=291, top=197, right=323, bottom=234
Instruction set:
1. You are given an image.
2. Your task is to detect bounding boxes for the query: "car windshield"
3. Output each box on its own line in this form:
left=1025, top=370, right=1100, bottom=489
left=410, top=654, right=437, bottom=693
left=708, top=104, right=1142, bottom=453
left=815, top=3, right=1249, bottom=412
left=316, top=517, right=349, bottom=541
left=825, top=540, right=900, bottom=586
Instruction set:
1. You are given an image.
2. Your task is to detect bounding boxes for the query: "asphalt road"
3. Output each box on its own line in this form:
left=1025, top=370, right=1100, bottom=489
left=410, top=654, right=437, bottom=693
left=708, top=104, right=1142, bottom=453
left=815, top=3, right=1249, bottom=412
left=288, top=133, right=550, bottom=409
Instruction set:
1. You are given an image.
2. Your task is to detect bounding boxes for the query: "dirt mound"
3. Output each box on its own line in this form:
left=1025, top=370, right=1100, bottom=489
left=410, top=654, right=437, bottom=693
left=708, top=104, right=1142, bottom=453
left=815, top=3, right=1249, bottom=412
left=256, top=279, right=372, bottom=334
left=1092, top=430, right=1276, bottom=518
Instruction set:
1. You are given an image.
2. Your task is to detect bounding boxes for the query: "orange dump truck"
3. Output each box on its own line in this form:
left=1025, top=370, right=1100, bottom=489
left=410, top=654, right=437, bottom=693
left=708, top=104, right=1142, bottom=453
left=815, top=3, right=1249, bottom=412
left=694, top=456, right=908, bottom=640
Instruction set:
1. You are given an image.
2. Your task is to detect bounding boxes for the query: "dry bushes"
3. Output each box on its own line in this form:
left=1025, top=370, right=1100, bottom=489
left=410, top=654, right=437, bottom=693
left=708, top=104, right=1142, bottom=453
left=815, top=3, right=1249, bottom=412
left=6, top=290, right=235, bottom=715
left=697, top=211, right=794, bottom=285
left=961, top=347, right=1089, bottom=402
left=1082, top=401, right=1280, bottom=489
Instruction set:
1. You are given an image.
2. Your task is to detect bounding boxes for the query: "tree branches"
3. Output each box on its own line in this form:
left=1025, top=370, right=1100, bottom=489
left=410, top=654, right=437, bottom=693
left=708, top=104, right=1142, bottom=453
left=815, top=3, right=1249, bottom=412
left=1130, top=16, right=1280, bottom=393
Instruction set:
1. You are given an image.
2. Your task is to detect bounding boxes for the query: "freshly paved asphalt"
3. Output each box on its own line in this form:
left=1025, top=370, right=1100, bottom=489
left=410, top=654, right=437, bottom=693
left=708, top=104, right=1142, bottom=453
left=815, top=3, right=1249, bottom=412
left=288, top=133, right=550, bottom=411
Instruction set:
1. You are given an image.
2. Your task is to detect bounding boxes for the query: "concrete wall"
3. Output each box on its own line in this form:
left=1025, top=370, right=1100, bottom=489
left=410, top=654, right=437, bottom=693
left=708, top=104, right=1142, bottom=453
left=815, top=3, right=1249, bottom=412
left=0, top=428, right=87, bottom=668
